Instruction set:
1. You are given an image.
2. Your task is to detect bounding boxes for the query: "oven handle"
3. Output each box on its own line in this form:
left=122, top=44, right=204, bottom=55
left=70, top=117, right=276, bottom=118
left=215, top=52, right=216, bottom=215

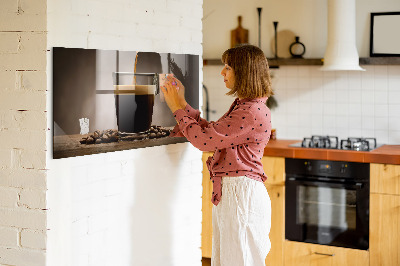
left=286, top=177, right=364, bottom=189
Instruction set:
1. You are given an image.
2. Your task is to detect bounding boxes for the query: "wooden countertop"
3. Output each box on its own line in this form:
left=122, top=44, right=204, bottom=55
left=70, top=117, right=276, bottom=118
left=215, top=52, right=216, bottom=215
left=263, top=139, right=400, bottom=165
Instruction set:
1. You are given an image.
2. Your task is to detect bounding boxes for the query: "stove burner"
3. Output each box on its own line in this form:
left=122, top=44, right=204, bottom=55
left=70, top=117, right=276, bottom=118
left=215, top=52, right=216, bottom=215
left=301, top=135, right=339, bottom=149
left=340, top=137, right=377, bottom=151
left=295, top=136, right=379, bottom=151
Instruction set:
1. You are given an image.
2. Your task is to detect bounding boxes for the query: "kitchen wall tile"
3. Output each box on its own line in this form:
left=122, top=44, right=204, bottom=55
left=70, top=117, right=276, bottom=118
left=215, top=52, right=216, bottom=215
left=374, top=77, right=388, bottom=91
left=349, top=128, right=362, bottom=137
left=375, top=104, right=389, bottom=117
left=362, top=116, right=375, bottom=130
left=389, top=117, right=400, bottom=131
left=361, top=104, right=375, bottom=117
left=388, top=91, right=400, bottom=104
left=388, top=65, right=400, bottom=76
left=298, top=67, right=311, bottom=78
left=298, top=77, right=311, bottom=89
left=348, top=103, right=362, bottom=116
left=374, top=90, right=388, bottom=104
left=285, top=66, right=298, bottom=77
left=336, top=103, right=349, bottom=116
left=335, top=72, right=349, bottom=90
left=374, top=65, right=388, bottom=77
left=323, top=103, right=336, bottom=115
left=336, top=115, right=348, bottom=129
left=389, top=104, right=400, bottom=117
left=374, top=130, right=389, bottom=144
left=348, top=71, right=362, bottom=90
left=323, top=115, right=336, bottom=129
left=362, top=90, right=375, bottom=104
left=348, top=90, right=362, bottom=103
left=388, top=131, right=400, bottom=143
left=336, top=90, right=349, bottom=103
left=286, top=77, right=299, bottom=89
left=310, top=66, right=324, bottom=77
left=374, top=117, right=389, bottom=131
left=388, top=75, right=400, bottom=91
left=349, top=116, right=362, bottom=129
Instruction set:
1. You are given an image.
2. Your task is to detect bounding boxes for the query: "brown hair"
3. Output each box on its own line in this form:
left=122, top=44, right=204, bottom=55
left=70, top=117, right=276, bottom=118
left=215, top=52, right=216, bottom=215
left=221, top=44, right=273, bottom=99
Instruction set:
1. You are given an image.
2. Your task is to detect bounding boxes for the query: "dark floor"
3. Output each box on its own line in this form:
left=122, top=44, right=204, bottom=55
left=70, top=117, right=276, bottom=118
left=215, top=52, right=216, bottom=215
left=202, top=257, right=211, bottom=266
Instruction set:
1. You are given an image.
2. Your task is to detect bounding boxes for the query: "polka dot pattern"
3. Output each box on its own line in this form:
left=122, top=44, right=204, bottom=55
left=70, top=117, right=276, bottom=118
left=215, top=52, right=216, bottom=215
left=170, top=97, right=272, bottom=206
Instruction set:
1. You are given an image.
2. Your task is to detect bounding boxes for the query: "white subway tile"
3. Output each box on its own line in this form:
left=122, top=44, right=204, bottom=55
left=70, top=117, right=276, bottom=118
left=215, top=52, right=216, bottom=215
left=388, top=91, right=400, bottom=104
left=375, top=104, right=389, bottom=117
left=348, top=90, right=362, bottom=103
left=323, top=103, right=336, bottom=115
left=374, top=130, right=389, bottom=144
left=348, top=116, right=362, bottom=129
left=361, top=90, right=375, bottom=104
left=374, top=90, right=388, bottom=104
left=361, top=104, right=374, bottom=117
left=374, top=117, right=389, bottom=131
left=388, top=131, right=400, bottom=144
left=374, top=65, right=388, bottom=78
left=389, top=104, right=400, bottom=117
left=348, top=128, right=362, bottom=137
left=389, top=117, right=400, bottom=131
left=362, top=116, right=375, bottom=130
left=388, top=75, right=400, bottom=91
left=285, top=66, right=298, bottom=77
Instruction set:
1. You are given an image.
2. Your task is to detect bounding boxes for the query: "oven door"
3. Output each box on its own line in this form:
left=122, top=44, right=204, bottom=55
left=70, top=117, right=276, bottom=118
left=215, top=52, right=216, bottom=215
left=285, top=177, right=369, bottom=250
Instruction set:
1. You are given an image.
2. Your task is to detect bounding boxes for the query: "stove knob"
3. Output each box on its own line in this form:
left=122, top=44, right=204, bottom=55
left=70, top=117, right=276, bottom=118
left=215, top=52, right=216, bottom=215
left=340, top=164, right=347, bottom=174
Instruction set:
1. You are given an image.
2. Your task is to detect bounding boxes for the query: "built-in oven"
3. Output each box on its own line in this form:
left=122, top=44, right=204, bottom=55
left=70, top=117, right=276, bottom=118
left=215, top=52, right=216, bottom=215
left=285, top=158, right=369, bottom=250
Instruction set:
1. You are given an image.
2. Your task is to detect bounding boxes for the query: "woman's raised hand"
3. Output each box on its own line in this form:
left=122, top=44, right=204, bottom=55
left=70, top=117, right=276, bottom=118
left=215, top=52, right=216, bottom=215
left=161, top=76, right=186, bottom=113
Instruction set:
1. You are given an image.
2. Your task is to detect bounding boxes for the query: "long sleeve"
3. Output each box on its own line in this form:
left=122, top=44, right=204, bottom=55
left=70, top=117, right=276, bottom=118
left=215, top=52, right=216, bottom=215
left=170, top=103, right=210, bottom=137
left=173, top=104, right=258, bottom=152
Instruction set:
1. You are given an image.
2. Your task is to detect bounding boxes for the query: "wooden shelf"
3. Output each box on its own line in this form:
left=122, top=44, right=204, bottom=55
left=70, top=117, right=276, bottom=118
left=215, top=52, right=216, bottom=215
left=359, top=57, right=400, bottom=65
left=203, top=57, right=400, bottom=67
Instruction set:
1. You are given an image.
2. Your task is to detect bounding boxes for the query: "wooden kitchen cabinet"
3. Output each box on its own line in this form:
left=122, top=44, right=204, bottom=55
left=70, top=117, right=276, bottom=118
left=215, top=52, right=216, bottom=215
left=370, top=163, right=400, bottom=266
left=284, top=241, right=369, bottom=266
left=201, top=154, right=286, bottom=266
left=202, top=152, right=213, bottom=258
left=370, top=163, right=400, bottom=195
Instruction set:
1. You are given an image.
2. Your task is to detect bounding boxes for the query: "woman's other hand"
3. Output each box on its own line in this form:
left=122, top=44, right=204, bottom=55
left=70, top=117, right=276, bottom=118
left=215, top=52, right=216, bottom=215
left=161, top=77, right=186, bottom=113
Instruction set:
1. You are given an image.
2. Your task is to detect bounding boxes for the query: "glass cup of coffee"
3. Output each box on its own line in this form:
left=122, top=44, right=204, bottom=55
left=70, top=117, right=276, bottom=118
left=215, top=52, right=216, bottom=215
left=113, top=72, right=159, bottom=133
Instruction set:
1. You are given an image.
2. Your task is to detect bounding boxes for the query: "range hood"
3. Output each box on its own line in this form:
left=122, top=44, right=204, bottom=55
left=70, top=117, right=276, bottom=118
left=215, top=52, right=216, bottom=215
left=320, top=0, right=365, bottom=71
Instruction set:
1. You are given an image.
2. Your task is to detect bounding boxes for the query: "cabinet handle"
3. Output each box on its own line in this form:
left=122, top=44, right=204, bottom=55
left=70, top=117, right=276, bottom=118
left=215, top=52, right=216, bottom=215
left=314, top=252, right=335, bottom=257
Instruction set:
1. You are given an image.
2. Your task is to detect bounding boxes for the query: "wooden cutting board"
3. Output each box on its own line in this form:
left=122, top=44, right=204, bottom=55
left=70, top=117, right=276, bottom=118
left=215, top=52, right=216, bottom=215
left=231, top=16, right=249, bottom=48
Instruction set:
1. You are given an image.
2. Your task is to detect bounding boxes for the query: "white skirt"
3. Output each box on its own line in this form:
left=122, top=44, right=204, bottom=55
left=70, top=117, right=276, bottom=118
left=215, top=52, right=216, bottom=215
left=212, top=176, right=271, bottom=266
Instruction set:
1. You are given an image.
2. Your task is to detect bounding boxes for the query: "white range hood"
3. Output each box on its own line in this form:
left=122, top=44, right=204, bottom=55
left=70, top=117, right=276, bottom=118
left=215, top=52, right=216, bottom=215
left=320, top=0, right=365, bottom=71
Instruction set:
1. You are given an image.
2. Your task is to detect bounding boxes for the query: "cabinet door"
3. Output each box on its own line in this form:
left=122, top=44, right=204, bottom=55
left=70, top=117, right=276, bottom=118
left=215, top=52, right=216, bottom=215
left=264, top=184, right=284, bottom=266
left=261, top=156, right=285, bottom=185
left=202, top=152, right=213, bottom=258
left=370, top=193, right=400, bottom=266
left=284, top=241, right=369, bottom=266
left=370, top=163, right=400, bottom=195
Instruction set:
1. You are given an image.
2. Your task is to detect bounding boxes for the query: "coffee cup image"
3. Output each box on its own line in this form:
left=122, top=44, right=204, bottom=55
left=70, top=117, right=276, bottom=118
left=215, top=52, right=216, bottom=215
left=113, top=72, right=159, bottom=133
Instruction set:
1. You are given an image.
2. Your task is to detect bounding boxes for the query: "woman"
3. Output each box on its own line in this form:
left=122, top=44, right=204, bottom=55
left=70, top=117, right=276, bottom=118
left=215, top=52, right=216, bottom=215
left=161, top=44, right=273, bottom=266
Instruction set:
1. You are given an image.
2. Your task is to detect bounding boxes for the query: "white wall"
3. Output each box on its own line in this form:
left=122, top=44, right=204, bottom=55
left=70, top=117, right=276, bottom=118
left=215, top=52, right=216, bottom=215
left=203, top=0, right=400, bottom=145
left=46, top=1, right=203, bottom=266
left=0, top=0, right=48, bottom=265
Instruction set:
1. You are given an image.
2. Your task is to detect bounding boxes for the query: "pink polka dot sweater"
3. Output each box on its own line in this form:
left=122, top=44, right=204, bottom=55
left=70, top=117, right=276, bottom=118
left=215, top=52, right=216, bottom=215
left=170, top=97, right=272, bottom=206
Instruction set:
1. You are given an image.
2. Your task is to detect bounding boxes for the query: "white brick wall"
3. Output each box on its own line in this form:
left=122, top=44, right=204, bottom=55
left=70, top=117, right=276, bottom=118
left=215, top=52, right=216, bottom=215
left=46, top=1, right=203, bottom=266
left=0, top=0, right=48, bottom=265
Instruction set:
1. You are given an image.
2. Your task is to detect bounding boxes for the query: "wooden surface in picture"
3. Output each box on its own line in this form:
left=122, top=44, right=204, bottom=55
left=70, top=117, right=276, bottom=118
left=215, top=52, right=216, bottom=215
left=53, top=133, right=187, bottom=159
left=231, top=16, right=249, bottom=48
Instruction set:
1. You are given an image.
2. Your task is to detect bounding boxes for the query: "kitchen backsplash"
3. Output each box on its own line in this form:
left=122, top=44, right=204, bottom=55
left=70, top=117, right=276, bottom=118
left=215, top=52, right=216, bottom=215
left=203, top=65, right=400, bottom=144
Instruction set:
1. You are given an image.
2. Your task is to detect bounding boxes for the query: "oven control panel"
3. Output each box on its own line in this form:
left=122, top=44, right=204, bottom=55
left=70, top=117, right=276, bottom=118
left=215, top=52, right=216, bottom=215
left=286, top=158, right=369, bottom=180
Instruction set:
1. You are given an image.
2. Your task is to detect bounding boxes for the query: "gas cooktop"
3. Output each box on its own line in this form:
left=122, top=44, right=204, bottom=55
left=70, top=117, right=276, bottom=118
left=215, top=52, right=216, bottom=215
left=289, top=135, right=383, bottom=151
